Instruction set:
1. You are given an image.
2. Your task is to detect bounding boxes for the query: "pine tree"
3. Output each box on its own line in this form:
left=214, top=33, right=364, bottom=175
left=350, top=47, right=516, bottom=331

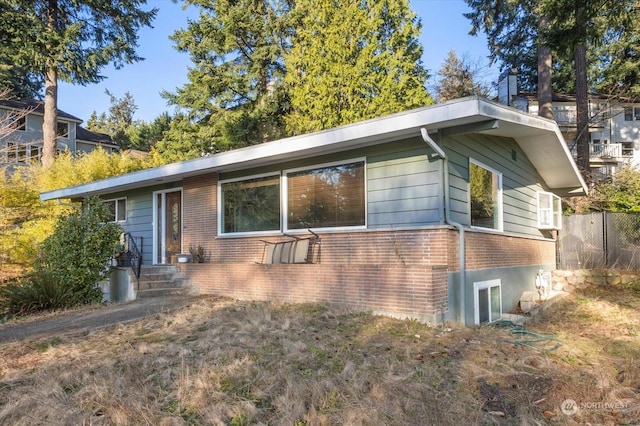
left=163, top=0, right=293, bottom=152
left=434, top=51, right=490, bottom=102
left=0, top=0, right=156, bottom=168
left=285, top=0, right=432, bottom=134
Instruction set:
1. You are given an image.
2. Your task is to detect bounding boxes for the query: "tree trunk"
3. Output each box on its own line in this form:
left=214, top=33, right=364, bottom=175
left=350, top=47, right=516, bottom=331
left=41, top=0, right=58, bottom=169
left=537, top=15, right=553, bottom=120
left=574, top=4, right=591, bottom=184
left=42, top=65, right=57, bottom=169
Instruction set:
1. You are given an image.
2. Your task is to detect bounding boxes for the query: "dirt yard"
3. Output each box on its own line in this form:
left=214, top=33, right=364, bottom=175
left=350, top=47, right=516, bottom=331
left=0, top=283, right=639, bottom=425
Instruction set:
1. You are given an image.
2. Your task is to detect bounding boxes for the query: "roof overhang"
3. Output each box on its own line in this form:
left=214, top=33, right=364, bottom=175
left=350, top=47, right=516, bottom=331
left=40, top=97, right=587, bottom=201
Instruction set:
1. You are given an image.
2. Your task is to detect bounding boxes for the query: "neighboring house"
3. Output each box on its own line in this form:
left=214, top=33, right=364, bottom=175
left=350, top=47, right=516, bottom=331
left=498, top=70, right=640, bottom=181
left=0, top=99, right=118, bottom=166
left=40, top=97, right=587, bottom=325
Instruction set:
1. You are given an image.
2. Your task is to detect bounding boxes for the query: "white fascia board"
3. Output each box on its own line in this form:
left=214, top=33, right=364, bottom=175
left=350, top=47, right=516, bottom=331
left=40, top=97, right=586, bottom=201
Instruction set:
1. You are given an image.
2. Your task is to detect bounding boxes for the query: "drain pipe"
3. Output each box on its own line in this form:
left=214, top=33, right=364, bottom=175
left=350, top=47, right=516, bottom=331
left=421, top=128, right=466, bottom=325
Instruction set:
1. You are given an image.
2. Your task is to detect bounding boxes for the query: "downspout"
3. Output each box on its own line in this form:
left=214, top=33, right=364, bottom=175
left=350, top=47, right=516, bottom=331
left=421, top=128, right=467, bottom=325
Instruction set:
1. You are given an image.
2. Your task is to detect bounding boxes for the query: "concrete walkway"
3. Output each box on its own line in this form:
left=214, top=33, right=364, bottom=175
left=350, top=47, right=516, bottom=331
left=0, top=295, right=202, bottom=344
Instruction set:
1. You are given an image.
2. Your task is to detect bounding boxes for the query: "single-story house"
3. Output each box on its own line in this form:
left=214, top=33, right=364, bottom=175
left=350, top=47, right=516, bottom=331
left=40, top=97, right=587, bottom=325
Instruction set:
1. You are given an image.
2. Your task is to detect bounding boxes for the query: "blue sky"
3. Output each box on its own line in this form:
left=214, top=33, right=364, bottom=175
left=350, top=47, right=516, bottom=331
left=58, top=0, right=498, bottom=123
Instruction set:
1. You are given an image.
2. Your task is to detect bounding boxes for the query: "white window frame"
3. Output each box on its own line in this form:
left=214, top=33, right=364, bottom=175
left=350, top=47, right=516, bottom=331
left=56, top=122, right=69, bottom=138
left=537, top=191, right=562, bottom=230
left=5, top=142, right=40, bottom=164
left=624, top=106, right=634, bottom=121
left=283, top=158, right=367, bottom=233
left=217, top=172, right=282, bottom=237
left=216, top=158, right=368, bottom=236
left=13, top=114, right=26, bottom=131
left=473, top=279, right=502, bottom=325
left=469, top=158, right=503, bottom=232
left=105, top=197, right=127, bottom=223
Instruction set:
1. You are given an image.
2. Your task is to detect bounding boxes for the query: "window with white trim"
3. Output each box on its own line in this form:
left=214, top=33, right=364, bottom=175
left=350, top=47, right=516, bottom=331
left=105, top=198, right=127, bottom=222
left=56, top=122, right=69, bottom=138
left=285, top=160, right=365, bottom=231
left=218, top=159, right=367, bottom=235
left=474, top=279, right=502, bottom=324
left=469, top=159, right=502, bottom=231
left=219, top=174, right=281, bottom=234
left=14, top=115, right=26, bottom=131
left=537, top=191, right=561, bottom=230
left=5, top=142, right=41, bottom=164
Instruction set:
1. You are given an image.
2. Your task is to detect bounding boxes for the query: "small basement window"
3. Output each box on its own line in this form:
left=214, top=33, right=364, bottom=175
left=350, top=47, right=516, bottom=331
left=537, top=191, right=561, bottom=230
left=474, top=279, right=502, bottom=324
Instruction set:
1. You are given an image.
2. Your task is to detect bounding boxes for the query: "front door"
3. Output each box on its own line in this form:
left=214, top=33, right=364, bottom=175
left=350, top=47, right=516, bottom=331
left=155, top=189, right=182, bottom=264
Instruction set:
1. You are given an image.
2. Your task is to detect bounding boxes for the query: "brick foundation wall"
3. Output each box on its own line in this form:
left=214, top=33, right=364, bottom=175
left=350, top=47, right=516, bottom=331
left=181, top=262, right=450, bottom=320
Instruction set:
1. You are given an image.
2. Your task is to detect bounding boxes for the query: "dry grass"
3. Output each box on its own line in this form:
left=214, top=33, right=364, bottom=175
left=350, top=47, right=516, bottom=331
left=1, top=284, right=639, bottom=425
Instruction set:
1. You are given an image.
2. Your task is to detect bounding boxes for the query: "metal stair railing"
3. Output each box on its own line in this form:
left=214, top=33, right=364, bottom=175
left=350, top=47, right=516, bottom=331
left=122, top=233, right=142, bottom=288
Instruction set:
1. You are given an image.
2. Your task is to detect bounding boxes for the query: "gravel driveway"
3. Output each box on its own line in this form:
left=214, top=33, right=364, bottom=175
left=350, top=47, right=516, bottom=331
left=0, top=295, right=202, bottom=343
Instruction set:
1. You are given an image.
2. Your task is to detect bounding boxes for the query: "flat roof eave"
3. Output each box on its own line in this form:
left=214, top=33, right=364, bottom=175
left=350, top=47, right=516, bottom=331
left=40, top=97, right=587, bottom=201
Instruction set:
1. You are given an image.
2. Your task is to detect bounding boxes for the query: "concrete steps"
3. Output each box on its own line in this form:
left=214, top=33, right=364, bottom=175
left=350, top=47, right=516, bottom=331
left=134, top=265, right=198, bottom=298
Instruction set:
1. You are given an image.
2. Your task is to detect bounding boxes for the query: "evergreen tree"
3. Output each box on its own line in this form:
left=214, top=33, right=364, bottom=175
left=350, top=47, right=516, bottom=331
left=0, top=0, right=156, bottom=168
left=153, top=114, right=212, bottom=162
left=0, top=60, right=42, bottom=99
left=128, top=112, right=173, bottom=152
left=285, top=0, right=432, bottom=134
left=163, top=0, right=293, bottom=152
left=464, top=0, right=640, bottom=98
left=434, top=51, right=490, bottom=102
left=87, top=90, right=138, bottom=149
left=464, top=0, right=640, bottom=182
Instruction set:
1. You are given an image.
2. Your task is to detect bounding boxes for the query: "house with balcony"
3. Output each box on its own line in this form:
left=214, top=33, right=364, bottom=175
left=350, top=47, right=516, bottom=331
left=498, top=70, right=640, bottom=181
left=0, top=99, right=118, bottom=166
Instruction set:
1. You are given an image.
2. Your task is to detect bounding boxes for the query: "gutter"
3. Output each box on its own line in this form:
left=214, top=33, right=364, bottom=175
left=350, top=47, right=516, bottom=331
left=421, top=128, right=466, bottom=325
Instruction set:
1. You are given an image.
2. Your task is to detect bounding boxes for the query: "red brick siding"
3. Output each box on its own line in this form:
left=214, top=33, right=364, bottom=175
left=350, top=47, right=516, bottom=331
left=183, top=173, right=218, bottom=254
left=465, top=231, right=556, bottom=269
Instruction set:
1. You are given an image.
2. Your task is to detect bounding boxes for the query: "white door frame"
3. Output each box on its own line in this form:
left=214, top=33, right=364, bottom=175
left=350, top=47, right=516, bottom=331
left=152, top=188, right=183, bottom=264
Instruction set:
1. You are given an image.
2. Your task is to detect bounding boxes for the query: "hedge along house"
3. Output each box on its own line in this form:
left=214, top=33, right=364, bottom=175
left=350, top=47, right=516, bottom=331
left=40, top=97, right=587, bottom=325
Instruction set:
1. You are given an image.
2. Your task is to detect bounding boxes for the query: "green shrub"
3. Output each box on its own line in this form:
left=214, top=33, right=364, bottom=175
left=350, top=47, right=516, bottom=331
left=37, top=197, right=122, bottom=306
left=0, top=270, right=71, bottom=316
left=0, top=197, right=122, bottom=316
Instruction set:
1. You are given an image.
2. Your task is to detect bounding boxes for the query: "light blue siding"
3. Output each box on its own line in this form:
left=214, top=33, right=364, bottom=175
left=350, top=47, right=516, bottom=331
left=124, top=192, right=154, bottom=264
left=102, top=182, right=181, bottom=265
left=442, top=132, right=548, bottom=237
left=367, top=140, right=443, bottom=228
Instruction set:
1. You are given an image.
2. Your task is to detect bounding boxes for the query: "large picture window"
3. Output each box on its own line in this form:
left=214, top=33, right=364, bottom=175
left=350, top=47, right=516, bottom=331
left=286, top=160, right=365, bottom=230
left=220, top=174, right=280, bottom=234
left=469, top=160, right=502, bottom=231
